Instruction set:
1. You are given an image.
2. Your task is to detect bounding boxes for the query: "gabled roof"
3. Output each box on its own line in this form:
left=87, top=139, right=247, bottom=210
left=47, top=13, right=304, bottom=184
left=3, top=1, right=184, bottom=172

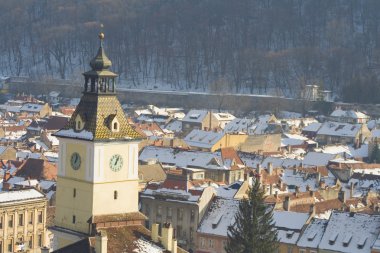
left=317, top=122, right=362, bottom=138
left=224, top=118, right=255, bottom=134
left=302, top=152, right=338, bottom=167
left=15, top=158, right=57, bottom=180
left=182, top=110, right=208, bottom=123
left=302, top=122, right=322, bottom=132
left=184, top=129, right=224, bottom=149
left=319, top=211, right=380, bottom=253
left=297, top=218, right=328, bottom=248
left=197, top=197, right=239, bottom=237
left=20, top=103, right=45, bottom=112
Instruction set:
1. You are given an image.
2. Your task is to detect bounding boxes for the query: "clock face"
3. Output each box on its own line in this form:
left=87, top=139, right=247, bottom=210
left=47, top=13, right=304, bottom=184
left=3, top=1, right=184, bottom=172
left=109, top=154, right=123, bottom=172
left=70, top=152, right=81, bottom=170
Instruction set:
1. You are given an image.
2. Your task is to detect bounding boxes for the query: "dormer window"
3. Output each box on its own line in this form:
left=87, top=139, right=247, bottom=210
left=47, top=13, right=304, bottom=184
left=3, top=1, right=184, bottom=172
left=109, top=114, right=119, bottom=132
left=75, top=115, right=84, bottom=131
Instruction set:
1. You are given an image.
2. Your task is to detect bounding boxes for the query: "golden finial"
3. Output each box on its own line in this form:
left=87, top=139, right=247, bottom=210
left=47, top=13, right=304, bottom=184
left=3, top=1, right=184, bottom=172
left=99, top=23, right=105, bottom=40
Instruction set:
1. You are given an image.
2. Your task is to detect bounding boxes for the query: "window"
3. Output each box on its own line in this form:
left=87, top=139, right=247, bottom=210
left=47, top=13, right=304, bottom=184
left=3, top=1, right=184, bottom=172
left=287, top=246, right=293, bottom=253
left=299, top=250, right=306, bottom=253
left=177, top=208, right=184, bottom=220
left=113, top=122, right=118, bottom=130
left=28, top=236, right=33, bottom=249
left=157, top=206, right=162, bottom=217
left=28, top=212, right=33, bottom=225
left=8, top=215, right=13, bottom=228
left=72, top=215, right=76, bottom=224
left=167, top=207, right=172, bottom=218
left=18, top=214, right=24, bottom=226
left=114, top=191, right=118, bottom=200
left=38, top=234, right=42, bottom=247
left=176, top=225, right=182, bottom=238
left=77, top=121, right=81, bottom=130
left=209, top=239, right=214, bottom=248
left=0, top=216, right=3, bottom=229
left=145, top=204, right=150, bottom=215
left=38, top=211, right=43, bottom=223
left=310, top=251, right=317, bottom=253
left=190, top=228, right=194, bottom=242
left=190, top=209, right=195, bottom=222
left=200, top=237, right=205, bottom=247
left=7, top=239, right=12, bottom=253
left=73, top=188, right=76, bottom=198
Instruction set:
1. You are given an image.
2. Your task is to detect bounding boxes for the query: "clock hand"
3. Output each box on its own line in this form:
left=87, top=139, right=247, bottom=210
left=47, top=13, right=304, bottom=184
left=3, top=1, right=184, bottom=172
left=75, top=155, right=78, bottom=163
left=114, top=157, right=119, bottom=166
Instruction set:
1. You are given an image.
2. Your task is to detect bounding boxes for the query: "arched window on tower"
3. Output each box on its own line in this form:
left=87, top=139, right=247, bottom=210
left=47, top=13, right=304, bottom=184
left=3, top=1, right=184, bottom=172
left=114, top=191, right=118, bottom=200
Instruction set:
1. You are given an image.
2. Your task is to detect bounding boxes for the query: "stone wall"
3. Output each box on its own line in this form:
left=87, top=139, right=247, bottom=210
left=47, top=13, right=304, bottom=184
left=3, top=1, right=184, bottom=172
left=7, top=80, right=327, bottom=114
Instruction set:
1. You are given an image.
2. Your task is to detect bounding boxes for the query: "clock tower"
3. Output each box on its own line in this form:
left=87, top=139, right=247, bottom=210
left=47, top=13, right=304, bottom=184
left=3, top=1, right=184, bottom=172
left=54, top=32, right=142, bottom=235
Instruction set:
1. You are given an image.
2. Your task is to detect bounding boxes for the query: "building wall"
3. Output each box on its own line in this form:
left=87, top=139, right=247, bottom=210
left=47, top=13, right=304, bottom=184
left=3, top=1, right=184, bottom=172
left=239, top=134, right=281, bottom=153
left=140, top=187, right=214, bottom=252
left=141, top=197, right=200, bottom=251
left=0, top=198, right=47, bottom=253
left=196, top=233, right=227, bottom=253
left=0, top=147, right=16, bottom=160
left=55, top=137, right=140, bottom=234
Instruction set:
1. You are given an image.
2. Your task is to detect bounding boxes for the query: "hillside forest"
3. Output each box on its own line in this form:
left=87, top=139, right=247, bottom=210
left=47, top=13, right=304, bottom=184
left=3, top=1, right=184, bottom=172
left=1, top=0, right=380, bottom=103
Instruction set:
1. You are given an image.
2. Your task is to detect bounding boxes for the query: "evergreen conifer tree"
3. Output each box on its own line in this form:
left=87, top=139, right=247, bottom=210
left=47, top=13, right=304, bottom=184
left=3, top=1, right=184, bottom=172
left=370, top=139, right=380, bottom=163
left=225, top=177, right=278, bottom=253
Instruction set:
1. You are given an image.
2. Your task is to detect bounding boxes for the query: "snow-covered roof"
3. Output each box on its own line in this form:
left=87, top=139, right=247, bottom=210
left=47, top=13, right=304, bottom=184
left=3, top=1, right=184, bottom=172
left=20, top=103, right=44, bottom=112
left=0, top=189, right=45, bottom=204
left=213, top=112, right=235, bottom=121
left=273, top=211, right=309, bottom=230
left=317, top=122, right=362, bottom=138
left=133, top=238, right=165, bottom=253
left=49, top=91, right=60, bottom=97
left=331, top=109, right=369, bottom=119
left=273, top=211, right=310, bottom=245
left=163, top=120, right=182, bottom=133
left=216, top=181, right=243, bottom=198
left=302, top=122, right=322, bottom=132
left=348, top=172, right=380, bottom=194
left=224, top=118, right=255, bottom=134
left=197, top=198, right=239, bottom=237
left=302, top=152, right=337, bottom=167
left=317, top=144, right=369, bottom=159
left=184, top=129, right=224, bottom=149
left=281, top=169, right=336, bottom=192
left=297, top=218, right=328, bottom=248
left=319, top=212, right=380, bottom=253
left=182, top=110, right=208, bottom=123
left=139, top=146, right=233, bottom=170
left=54, top=129, right=94, bottom=140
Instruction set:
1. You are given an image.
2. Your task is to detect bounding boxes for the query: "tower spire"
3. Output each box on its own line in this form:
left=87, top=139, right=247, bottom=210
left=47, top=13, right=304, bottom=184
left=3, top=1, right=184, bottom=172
left=83, top=28, right=117, bottom=94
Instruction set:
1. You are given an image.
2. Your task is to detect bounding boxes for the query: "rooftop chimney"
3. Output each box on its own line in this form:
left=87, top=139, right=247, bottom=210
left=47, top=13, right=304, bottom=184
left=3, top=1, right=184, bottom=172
left=162, top=223, right=174, bottom=252
left=350, top=182, right=354, bottom=198
left=95, top=231, right=108, bottom=253
left=338, top=189, right=347, bottom=203
left=151, top=223, right=159, bottom=243
left=172, top=239, right=177, bottom=253
left=41, top=247, right=50, bottom=253
left=268, top=162, right=273, bottom=175
left=309, top=204, right=316, bottom=217
left=284, top=196, right=291, bottom=211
